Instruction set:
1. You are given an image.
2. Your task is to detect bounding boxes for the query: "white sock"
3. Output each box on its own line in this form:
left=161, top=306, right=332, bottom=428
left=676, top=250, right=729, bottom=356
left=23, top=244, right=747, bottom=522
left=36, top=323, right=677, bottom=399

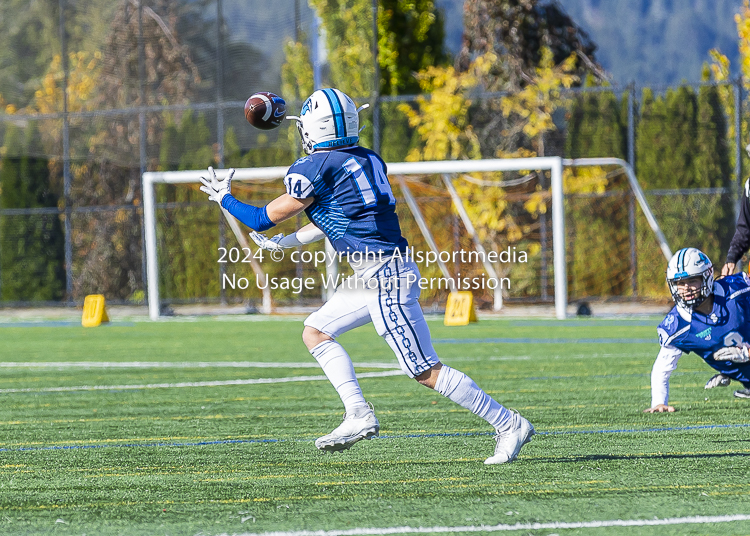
left=434, top=365, right=513, bottom=432
left=310, top=340, right=369, bottom=417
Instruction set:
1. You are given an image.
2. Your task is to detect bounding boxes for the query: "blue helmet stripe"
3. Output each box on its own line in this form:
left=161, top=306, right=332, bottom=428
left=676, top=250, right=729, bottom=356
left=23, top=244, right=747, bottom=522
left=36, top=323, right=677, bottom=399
left=677, top=248, right=686, bottom=272
left=321, top=88, right=345, bottom=138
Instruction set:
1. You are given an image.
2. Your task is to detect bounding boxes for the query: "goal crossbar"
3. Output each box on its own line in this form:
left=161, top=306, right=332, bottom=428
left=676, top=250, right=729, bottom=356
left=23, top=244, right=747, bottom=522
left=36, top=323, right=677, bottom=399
left=563, top=157, right=672, bottom=261
left=142, top=157, right=668, bottom=321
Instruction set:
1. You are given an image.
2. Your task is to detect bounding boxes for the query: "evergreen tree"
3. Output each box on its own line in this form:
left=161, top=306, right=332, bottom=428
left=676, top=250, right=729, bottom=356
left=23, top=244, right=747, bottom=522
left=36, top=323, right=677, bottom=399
left=157, top=112, right=218, bottom=302
left=634, top=84, right=734, bottom=297
left=378, top=0, right=448, bottom=161
left=68, top=0, right=202, bottom=302
left=565, top=90, right=625, bottom=159
left=692, top=83, right=734, bottom=264
left=377, top=0, right=447, bottom=96
left=564, top=90, right=628, bottom=297
left=593, top=90, right=626, bottom=159
left=694, top=84, right=731, bottom=188
left=634, top=89, right=673, bottom=294
left=663, top=86, right=698, bottom=188
left=0, top=125, right=65, bottom=301
left=564, top=94, right=586, bottom=159
left=0, top=0, right=117, bottom=107
left=636, top=89, right=669, bottom=188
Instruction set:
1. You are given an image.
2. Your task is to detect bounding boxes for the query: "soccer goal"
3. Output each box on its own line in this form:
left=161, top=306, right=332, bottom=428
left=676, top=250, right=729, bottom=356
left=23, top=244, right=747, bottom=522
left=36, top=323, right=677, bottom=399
left=142, top=157, right=670, bottom=321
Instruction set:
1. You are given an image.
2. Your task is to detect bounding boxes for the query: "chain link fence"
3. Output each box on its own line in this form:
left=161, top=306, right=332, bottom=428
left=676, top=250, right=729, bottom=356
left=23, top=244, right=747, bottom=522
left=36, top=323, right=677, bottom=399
left=0, top=0, right=745, bottom=310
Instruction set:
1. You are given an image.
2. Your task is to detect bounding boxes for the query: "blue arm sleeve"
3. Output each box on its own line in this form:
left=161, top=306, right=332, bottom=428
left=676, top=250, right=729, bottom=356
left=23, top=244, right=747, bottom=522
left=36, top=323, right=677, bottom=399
left=220, top=194, right=276, bottom=232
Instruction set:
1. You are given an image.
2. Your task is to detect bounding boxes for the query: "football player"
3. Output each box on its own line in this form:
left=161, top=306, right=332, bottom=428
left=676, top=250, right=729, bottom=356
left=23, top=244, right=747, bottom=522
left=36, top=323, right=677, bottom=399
left=645, top=247, right=750, bottom=413
left=200, top=88, right=534, bottom=464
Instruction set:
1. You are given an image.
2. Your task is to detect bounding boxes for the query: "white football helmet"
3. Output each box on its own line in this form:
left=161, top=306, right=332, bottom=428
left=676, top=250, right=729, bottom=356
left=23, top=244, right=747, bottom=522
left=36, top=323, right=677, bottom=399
left=666, top=247, right=714, bottom=309
left=287, top=88, right=369, bottom=154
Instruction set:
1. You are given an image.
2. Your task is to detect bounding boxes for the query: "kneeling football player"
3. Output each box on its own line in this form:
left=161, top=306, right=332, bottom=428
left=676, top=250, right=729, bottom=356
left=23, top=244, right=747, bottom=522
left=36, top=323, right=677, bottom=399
left=645, top=247, right=750, bottom=413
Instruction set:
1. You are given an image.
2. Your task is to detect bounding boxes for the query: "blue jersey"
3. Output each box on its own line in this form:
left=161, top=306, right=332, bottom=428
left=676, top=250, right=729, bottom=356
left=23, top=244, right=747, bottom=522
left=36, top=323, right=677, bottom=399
left=658, top=273, right=750, bottom=386
left=283, top=146, right=408, bottom=255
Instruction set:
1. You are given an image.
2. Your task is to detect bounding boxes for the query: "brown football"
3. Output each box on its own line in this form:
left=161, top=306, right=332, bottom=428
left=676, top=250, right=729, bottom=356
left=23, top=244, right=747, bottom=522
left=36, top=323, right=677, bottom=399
left=244, top=92, right=286, bottom=130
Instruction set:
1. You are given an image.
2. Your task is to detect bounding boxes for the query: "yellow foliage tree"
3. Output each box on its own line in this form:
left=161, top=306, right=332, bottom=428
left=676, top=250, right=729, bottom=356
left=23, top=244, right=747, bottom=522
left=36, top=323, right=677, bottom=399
left=3, top=51, right=101, bottom=156
left=281, top=42, right=315, bottom=106
left=402, top=48, right=583, bottom=236
left=401, top=47, right=579, bottom=163
left=498, top=48, right=578, bottom=154
left=280, top=40, right=315, bottom=157
left=31, top=51, right=101, bottom=115
left=308, top=0, right=374, bottom=100
left=397, top=48, right=616, bottom=299
left=399, top=53, right=495, bottom=162
left=706, top=0, right=750, bottom=173
left=737, top=0, right=750, bottom=82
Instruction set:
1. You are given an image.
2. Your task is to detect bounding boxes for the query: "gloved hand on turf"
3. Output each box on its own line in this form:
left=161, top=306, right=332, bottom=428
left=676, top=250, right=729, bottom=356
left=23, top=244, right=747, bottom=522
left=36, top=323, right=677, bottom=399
left=250, top=231, right=285, bottom=252
left=704, top=373, right=732, bottom=389
left=199, top=166, right=234, bottom=204
left=712, top=343, right=750, bottom=363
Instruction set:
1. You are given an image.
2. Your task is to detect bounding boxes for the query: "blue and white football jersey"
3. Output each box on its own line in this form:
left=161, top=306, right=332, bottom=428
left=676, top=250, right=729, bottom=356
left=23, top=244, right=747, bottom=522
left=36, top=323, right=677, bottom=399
left=283, top=146, right=408, bottom=255
left=658, top=273, right=750, bottom=385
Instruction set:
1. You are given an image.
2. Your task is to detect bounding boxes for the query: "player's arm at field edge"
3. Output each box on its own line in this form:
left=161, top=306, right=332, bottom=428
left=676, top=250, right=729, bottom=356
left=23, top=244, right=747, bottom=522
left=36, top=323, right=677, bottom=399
left=644, top=345, right=682, bottom=413
left=722, top=178, right=750, bottom=277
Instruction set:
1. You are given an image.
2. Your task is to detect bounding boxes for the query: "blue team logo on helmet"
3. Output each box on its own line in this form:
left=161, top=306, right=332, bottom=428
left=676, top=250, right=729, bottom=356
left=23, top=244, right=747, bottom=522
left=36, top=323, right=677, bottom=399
left=300, top=98, right=312, bottom=116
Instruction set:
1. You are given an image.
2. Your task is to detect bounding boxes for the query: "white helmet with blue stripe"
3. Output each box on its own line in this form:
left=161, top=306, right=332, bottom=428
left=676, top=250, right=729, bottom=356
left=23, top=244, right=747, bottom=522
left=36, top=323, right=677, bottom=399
left=287, top=88, right=369, bottom=155
left=666, top=247, right=714, bottom=309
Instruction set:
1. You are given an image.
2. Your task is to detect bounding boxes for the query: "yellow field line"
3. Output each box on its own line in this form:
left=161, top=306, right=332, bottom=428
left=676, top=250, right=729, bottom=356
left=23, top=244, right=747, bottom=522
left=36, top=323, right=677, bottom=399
left=5, top=482, right=750, bottom=511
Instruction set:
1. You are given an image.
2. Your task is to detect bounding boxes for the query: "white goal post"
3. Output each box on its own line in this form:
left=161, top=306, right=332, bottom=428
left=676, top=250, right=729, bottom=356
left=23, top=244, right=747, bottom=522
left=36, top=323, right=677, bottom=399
left=142, top=157, right=670, bottom=321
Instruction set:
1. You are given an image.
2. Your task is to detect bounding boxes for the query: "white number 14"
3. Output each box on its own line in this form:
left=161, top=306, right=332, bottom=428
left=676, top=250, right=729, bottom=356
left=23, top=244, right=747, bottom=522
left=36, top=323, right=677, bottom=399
left=344, top=156, right=396, bottom=206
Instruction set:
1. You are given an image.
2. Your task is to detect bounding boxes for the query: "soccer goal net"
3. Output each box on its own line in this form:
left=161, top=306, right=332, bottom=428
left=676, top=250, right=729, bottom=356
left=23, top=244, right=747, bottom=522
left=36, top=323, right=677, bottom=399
left=142, top=157, right=670, bottom=321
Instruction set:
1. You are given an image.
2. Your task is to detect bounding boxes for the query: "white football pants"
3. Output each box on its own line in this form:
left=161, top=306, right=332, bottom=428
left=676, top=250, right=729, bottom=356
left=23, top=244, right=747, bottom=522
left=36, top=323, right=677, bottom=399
left=304, top=257, right=440, bottom=378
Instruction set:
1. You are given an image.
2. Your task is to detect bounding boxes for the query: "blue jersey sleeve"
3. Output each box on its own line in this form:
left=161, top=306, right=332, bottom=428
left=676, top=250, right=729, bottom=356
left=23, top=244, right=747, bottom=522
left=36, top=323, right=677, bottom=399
left=723, top=273, right=750, bottom=314
left=220, top=195, right=275, bottom=232
left=283, top=154, right=327, bottom=199
left=657, top=308, right=687, bottom=350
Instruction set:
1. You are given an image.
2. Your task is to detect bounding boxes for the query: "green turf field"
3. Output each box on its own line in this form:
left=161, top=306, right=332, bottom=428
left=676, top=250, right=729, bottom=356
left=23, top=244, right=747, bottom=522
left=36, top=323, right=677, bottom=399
left=1, top=317, right=749, bottom=536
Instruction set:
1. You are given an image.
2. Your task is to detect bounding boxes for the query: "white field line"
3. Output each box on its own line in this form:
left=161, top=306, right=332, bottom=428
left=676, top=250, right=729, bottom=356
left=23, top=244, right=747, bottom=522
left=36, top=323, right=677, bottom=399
left=212, top=514, right=750, bottom=536
left=0, top=361, right=398, bottom=369
left=0, top=370, right=403, bottom=394
left=454, top=354, right=642, bottom=362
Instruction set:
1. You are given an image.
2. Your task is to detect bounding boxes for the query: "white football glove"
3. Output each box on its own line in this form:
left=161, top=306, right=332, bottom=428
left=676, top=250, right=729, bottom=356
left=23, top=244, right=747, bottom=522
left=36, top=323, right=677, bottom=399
left=199, top=166, right=234, bottom=204
left=712, top=343, right=750, bottom=363
left=704, top=373, right=732, bottom=389
left=250, top=231, right=285, bottom=252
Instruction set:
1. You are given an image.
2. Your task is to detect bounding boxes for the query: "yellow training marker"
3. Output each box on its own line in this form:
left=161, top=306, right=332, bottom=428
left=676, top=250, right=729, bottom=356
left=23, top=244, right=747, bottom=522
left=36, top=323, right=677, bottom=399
left=444, top=291, right=477, bottom=326
left=81, top=294, right=110, bottom=327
